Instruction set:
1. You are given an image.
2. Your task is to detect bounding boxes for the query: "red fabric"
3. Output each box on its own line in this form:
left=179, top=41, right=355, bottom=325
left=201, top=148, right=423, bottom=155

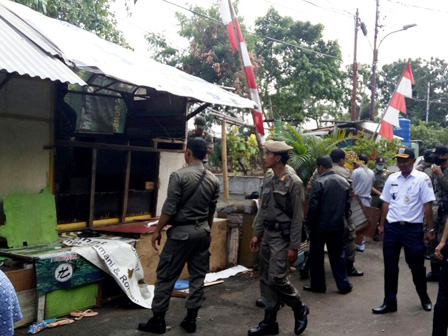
left=379, top=120, right=394, bottom=140
left=390, top=92, right=407, bottom=114
left=252, top=110, right=264, bottom=135
left=244, top=66, right=257, bottom=89
left=226, top=23, right=237, bottom=50
left=403, top=63, right=415, bottom=85
left=235, top=18, right=244, bottom=43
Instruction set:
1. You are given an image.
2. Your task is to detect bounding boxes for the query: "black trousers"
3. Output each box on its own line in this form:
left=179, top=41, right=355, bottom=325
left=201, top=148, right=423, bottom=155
left=383, top=221, right=427, bottom=305
left=433, top=247, right=448, bottom=336
left=309, top=229, right=351, bottom=291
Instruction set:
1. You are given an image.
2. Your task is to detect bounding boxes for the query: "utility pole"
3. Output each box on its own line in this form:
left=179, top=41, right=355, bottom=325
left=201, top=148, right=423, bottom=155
left=351, top=9, right=359, bottom=121
left=426, top=82, right=430, bottom=124
left=369, top=0, right=380, bottom=121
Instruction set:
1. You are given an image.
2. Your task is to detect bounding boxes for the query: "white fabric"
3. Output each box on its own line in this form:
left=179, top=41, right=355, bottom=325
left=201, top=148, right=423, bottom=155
left=63, top=237, right=154, bottom=308
left=396, top=76, right=413, bottom=98
left=380, top=169, right=435, bottom=223
left=204, top=265, right=248, bottom=283
left=382, top=106, right=401, bottom=127
left=219, top=0, right=232, bottom=24
left=240, top=42, right=251, bottom=66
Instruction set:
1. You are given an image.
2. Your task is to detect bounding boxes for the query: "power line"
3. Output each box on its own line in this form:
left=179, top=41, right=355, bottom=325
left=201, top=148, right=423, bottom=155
left=261, top=0, right=353, bottom=18
left=161, top=0, right=341, bottom=59
left=385, top=0, right=448, bottom=14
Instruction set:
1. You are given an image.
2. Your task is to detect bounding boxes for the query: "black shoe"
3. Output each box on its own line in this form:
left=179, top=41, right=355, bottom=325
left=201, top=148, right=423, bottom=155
left=138, top=313, right=166, bottom=334
left=372, top=304, right=397, bottom=314
left=256, top=299, right=266, bottom=308
left=293, top=304, right=309, bottom=335
left=421, top=298, right=432, bottom=312
left=248, top=310, right=279, bottom=336
left=426, top=271, right=440, bottom=282
left=303, top=284, right=326, bottom=293
left=180, top=309, right=198, bottom=333
left=373, top=234, right=380, bottom=242
left=338, top=284, right=353, bottom=295
left=348, top=267, right=364, bottom=277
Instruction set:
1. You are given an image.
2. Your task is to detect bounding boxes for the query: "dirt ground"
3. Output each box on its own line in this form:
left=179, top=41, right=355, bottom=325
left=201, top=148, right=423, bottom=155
left=15, top=239, right=439, bottom=336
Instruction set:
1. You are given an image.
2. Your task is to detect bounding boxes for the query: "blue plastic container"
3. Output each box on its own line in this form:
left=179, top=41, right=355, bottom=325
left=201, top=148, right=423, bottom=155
left=393, top=117, right=411, bottom=146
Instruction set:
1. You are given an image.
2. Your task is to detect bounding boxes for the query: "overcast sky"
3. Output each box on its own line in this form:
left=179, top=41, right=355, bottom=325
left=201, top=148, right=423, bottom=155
left=113, top=0, right=448, bottom=69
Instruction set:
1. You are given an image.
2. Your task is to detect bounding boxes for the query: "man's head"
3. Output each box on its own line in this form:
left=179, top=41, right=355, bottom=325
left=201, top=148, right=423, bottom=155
left=185, top=137, right=207, bottom=163
left=375, top=156, right=385, bottom=170
left=423, top=149, right=434, bottom=164
left=316, top=155, right=333, bottom=175
left=358, top=153, right=369, bottom=165
left=263, top=140, right=292, bottom=169
left=394, top=147, right=416, bottom=175
left=430, top=145, right=448, bottom=166
left=330, top=148, right=346, bottom=166
left=194, top=116, right=207, bottom=134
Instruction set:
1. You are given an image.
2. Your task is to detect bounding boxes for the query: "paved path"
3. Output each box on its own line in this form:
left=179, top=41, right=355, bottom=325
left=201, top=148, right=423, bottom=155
left=16, top=239, right=438, bottom=336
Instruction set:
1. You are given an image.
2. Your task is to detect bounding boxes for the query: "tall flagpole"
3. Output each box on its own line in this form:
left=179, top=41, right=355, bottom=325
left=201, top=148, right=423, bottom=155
left=371, top=60, right=410, bottom=139
left=227, top=0, right=264, bottom=150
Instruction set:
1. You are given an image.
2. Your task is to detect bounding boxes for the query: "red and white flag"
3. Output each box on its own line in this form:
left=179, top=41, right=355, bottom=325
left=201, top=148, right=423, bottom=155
left=379, top=62, right=414, bottom=140
left=219, top=0, right=265, bottom=135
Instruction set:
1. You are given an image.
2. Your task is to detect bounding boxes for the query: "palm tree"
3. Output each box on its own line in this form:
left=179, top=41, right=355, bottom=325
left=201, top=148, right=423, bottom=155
left=279, top=124, right=359, bottom=187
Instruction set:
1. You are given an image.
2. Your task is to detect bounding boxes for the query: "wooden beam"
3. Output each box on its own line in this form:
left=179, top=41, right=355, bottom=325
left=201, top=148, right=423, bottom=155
left=88, top=149, right=97, bottom=228
left=221, top=120, right=229, bottom=199
left=121, top=151, right=132, bottom=223
left=52, top=140, right=184, bottom=153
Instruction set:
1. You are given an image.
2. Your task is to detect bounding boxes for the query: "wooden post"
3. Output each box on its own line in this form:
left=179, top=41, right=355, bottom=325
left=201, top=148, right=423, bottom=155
left=121, top=151, right=132, bottom=223
left=88, top=148, right=97, bottom=228
left=221, top=120, right=229, bottom=199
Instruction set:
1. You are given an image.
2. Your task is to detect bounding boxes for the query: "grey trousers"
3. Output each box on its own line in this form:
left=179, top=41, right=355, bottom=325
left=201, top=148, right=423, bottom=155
left=152, top=224, right=210, bottom=313
left=259, top=229, right=302, bottom=311
left=344, top=217, right=357, bottom=263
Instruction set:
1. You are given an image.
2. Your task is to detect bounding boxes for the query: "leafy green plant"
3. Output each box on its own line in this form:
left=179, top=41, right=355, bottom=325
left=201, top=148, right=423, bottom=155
left=345, top=136, right=402, bottom=168
left=226, top=126, right=259, bottom=174
left=278, top=125, right=359, bottom=186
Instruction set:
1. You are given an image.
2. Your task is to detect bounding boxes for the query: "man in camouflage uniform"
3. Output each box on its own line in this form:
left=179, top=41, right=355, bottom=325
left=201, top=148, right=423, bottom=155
left=427, top=145, right=448, bottom=282
left=138, top=138, right=220, bottom=334
left=249, top=140, right=309, bottom=336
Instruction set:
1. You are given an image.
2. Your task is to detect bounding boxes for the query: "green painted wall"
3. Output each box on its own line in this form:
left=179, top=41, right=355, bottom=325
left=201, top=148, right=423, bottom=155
left=1, top=188, right=58, bottom=247
left=45, top=283, right=99, bottom=318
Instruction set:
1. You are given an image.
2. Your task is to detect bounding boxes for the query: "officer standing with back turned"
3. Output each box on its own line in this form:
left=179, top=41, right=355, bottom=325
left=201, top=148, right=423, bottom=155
left=138, top=137, right=220, bottom=334
left=249, top=140, right=309, bottom=336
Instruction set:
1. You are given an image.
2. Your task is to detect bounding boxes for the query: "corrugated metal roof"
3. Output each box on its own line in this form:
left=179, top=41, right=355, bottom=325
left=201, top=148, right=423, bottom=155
left=0, top=6, right=85, bottom=85
left=0, top=0, right=255, bottom=109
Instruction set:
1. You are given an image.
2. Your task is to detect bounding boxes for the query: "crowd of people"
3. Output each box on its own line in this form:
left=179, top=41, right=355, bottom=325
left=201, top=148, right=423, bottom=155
left=137, top=134, right=448, bottom=336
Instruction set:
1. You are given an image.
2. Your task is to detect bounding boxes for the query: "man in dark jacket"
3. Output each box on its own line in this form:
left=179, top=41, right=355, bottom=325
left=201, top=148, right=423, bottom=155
left=303, top=155, right=352, bottom=294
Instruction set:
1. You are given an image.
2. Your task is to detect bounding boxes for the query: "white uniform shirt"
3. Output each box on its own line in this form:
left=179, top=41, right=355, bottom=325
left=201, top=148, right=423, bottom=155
left=380, top=169, right=435, bottom=223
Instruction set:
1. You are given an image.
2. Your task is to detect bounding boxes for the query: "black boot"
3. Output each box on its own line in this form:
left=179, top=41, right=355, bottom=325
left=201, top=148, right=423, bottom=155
left=293, top=303, right=309, bottom=335
left=346, top=260, right=363, bottom=276
left=180, top=308, right=198, bottom=333
left=248, top=310, right=279, bottom=336
left=426, top=261, right=441, bottom=282
left=138, top=311, right=166, bottom=334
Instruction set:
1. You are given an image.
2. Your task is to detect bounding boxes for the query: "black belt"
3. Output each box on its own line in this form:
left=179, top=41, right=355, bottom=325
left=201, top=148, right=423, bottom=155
left=389, top=221, right=421, bottom=226
left=263, top=221, right=291, bottom=231
left=172, top=217, right=208, bottom=226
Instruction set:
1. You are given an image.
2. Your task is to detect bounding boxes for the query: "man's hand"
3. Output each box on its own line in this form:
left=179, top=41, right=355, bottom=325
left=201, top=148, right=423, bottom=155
left=432, top=165, right=442, bottom=176
left=435, top=242, right=446, bottom=260
left=151, top=230, right=162, bottom=251
left=287, top=249, right=298, bottom=264
left=378, top=226, right=384, bottom=241
left=425, top=231, right=435, bottom=245
left=250, top=237, right=260, bottom=252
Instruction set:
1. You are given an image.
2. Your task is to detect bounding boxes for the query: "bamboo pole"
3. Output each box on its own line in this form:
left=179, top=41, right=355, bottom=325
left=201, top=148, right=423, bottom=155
left=221, top=119, right=229, bottom=199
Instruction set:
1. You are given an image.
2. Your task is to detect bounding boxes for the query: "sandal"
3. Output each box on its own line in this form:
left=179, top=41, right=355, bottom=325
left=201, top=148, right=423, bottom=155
left=70, top=309, right=99, bottom=320
left=46, top=318, right=75, bottom=328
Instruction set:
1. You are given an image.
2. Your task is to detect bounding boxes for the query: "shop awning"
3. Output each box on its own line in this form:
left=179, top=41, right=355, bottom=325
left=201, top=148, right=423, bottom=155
left=0, top=0, right=257, bottom=109
left=0, top=5, right=86, bottom=85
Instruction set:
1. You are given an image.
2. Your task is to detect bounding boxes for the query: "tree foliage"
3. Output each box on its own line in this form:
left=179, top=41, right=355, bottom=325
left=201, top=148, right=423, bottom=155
left=13, top=0, right=130, bottom=47
left=410, top=121, right=448, bottom=150
left=253, top=8, right=346, bottom=125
